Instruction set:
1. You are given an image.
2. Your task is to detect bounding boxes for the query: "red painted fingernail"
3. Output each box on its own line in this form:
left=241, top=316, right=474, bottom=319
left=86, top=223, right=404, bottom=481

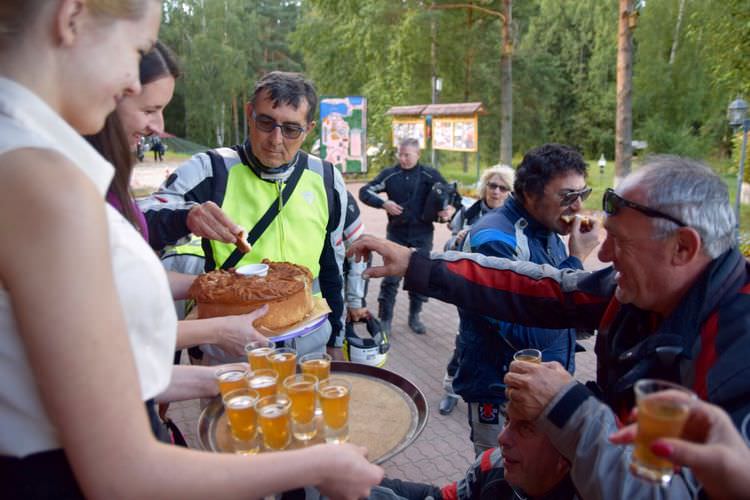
left=650, top=441, right=673, bottom=458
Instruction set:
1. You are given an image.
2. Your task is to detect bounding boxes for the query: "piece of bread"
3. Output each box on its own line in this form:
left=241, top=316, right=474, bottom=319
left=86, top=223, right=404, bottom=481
left=189, top=261, right=314, bottom=332
left=561, top=214, right=593, bottom=231
left=235, top=229, right=252, bottom=253
left=560, top=214, right=576, bottom=224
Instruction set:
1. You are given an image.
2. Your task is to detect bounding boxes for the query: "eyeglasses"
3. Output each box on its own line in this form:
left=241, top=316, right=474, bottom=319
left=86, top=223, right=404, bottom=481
left=558, top=186, right=592, bottom=207
left=602, top=188, right=687, bottom=227
left=487, top=182, right=511, bottom=193
left=251, top=111, right=306, bottom=139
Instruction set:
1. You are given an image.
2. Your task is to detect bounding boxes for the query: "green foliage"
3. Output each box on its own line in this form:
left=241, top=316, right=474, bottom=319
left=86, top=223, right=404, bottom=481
left=159, top=0, right=748, bottom=170
left=160, top=0, right=303, bottom=147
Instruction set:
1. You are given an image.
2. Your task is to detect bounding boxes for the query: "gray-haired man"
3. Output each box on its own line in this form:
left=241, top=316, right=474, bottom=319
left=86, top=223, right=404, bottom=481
left=350, top=156, right=750, bottom=499
left=359, top=138, right=454, bottom=336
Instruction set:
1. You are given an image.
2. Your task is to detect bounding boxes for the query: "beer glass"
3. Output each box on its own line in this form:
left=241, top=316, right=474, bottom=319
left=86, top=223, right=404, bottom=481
left=245, top=339, right=275, bottom=371
left=256, top=394, right=292, bottom=450
left=630, top=379, right=695, bottom=486
left=214, top=364, right=249, bottom=398
left=283, top=374, right=319, bottom=441
left=267, top=347, right=297, bottom=389
left=223, top=388, right=260, bottom=455
left=318, top=377, right=351, bottom=443
left=299, top=352, right=332, bottom=382
left=513, top=348, right=542, bottom=363
left=247, top=368, right=278, bottom=399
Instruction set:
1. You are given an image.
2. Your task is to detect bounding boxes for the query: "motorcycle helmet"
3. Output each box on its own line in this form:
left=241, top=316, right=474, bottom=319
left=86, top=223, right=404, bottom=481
left=343, top=316, right=390, bottom=367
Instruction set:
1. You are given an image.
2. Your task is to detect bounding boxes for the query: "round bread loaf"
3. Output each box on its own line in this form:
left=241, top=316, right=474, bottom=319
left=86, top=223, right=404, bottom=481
left=189, top=261, right=314, bottom=332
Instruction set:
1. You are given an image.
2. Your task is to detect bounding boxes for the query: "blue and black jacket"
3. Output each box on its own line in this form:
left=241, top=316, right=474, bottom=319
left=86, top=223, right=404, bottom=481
left=453, top=195, right=580, bottom=404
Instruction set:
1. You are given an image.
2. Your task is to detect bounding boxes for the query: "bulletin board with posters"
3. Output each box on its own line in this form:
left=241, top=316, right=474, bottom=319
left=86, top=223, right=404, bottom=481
left=320, top=96, right=367, bottom=174
left=432, top=116, right=478, bottom=152
left=392, top=118, right=426, bottom=149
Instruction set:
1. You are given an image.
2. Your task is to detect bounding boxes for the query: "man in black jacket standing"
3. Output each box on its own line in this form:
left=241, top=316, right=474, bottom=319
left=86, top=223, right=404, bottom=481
left=359, top=137, right=454, bottom=336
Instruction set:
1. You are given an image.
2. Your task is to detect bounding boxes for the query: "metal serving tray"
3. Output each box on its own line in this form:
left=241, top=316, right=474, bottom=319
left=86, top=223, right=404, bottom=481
left=197, top=361, right=428, bottom=464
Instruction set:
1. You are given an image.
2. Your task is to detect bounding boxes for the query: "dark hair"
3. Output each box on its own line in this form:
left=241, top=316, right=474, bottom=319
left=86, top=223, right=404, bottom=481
left=513, top=143, right=588, bottom=203
left=251, top=71, right=317, bottom=124
left=140, top=40, right=181, bottom=85
left=86, top=40, right=180, bottom=235
left=86, top=113, right=144, bottom=234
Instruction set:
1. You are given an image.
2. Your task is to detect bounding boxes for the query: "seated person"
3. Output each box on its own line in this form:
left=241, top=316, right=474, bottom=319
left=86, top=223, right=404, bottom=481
left=373, top=402, right=578, bottom=500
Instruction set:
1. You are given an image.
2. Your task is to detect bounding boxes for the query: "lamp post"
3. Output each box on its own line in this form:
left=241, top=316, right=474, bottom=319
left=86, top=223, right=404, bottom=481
left=431, top=76, right=442, bottom=167
left=728, top=97, right=749, bottom=239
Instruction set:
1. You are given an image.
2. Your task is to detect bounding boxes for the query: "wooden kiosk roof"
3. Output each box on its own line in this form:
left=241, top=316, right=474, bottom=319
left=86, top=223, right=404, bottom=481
left=385, top=102, right=485, bottom=117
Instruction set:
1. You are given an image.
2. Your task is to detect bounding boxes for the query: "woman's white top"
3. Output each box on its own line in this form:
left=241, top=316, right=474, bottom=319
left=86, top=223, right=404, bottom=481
left=0, top=77, right=177, bottom=456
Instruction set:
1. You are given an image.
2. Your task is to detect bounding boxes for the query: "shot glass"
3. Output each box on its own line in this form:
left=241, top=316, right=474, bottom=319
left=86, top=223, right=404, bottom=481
left=299, top=352, right=332, bottom=382
left=214, top=364, right=249, bottom=398
left=630, top=379, right=695, bottom=486
left=267, top=347, right=297, bottom=389
left=256, top=394, right=292, bottom=450
left=223, top=388, right=260, bottom=455
left=283, top=373, right=319, bottom=441
left=245, top=339, right=275, bottom=371
left=513, top=348, right=542, bottom=364
left=318, top=377, right=351, bottom=443
left=247, top=368, right=278, bottom=399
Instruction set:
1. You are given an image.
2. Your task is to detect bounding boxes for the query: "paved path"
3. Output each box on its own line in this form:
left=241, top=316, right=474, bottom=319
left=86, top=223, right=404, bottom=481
left=141, top=171, right=603, bottom=486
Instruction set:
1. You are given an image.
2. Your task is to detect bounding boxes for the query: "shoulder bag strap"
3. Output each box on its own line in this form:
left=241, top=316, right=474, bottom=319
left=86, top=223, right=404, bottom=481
left=219, top=158, right=306, bottom=270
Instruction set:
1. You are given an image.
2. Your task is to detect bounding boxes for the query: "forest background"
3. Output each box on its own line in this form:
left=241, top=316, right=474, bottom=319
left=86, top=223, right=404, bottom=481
left=159, top=0, right=749, bottom=179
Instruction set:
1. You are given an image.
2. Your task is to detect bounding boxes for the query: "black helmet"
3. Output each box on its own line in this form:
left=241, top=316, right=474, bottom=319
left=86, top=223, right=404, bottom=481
left=343, top=316, right=390, bottom=367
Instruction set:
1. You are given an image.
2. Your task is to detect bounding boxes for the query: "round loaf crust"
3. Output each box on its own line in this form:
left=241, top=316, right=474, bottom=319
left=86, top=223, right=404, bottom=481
left=197, top=286, right=309, bottom=332
left=190, top=261, right=314, bottom=332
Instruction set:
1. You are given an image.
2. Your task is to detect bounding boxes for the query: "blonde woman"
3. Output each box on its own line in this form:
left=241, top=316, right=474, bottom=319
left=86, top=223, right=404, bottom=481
left=439, top=165, right=515, bottom=415
left=0, top=1, right=381, bottom=497
left=444, top=165, right=515, bottom=252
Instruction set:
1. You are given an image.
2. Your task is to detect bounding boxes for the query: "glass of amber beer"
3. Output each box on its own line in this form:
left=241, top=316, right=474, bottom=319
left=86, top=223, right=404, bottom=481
left=267, top=347, right=297, bottom=390
left=245, top=340, right=275, bottom=371
left=256, top=394, right=293, bottom=450
left=223, top=388, right=260, bottom=454
left=214, top=364, right=249, bottom=398
left=299, top=352, right=332, bottom=382
left=630, top=379, right=695, bottom=486
left=513, top=348, right=542, bottom=363
left=318, top=377, right=351, bottom=443
left=247, top=368, right=278, bottom=399
left=283, top=374, right=319, bottom=441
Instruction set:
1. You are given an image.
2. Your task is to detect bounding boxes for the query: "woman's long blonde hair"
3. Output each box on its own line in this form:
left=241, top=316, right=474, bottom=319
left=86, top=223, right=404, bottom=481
left=0, top=0, right=151, bottom=49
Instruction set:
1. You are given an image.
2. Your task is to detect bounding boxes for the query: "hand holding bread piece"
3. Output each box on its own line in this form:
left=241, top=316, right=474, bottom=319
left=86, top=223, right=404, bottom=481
left=567, top=214, right=602, bottom=261
left=234, top=228, right=252, bottom=253
left=187, top=201, right=244, bottom=243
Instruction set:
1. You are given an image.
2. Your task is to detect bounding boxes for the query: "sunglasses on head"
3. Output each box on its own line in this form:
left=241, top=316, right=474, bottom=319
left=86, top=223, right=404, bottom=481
left=487, top=182, right=511, bottom=193
left=558, top=187, right=592, bottom=207
left=602, top=188, right=687, bottom=227
left=251, top=111, right=306, bottom=139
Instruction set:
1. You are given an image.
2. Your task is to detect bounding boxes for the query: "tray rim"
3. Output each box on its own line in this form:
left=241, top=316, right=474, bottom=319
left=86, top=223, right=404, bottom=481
left=196, top=361, right=429, bottom=464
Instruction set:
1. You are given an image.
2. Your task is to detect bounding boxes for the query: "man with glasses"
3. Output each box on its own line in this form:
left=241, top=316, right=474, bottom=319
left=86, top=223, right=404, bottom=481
left=141, top=71, right=349, bottom=359
left=359, top=137, right=455, bottom=336
left=452, top=143, right=600, bottom=454
left=349, top=155, right=750, bottom=499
